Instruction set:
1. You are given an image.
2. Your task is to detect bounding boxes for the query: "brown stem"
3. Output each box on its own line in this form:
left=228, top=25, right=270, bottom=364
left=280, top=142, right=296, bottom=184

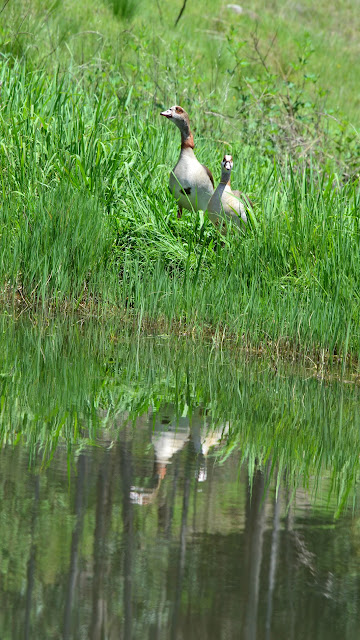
left=174, top=0, right=188, bottom=27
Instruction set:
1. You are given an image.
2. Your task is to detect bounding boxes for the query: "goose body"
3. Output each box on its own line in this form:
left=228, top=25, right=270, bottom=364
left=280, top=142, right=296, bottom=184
left=161, top=105, right=214, bottom=215
left=208, top=155, right=247, bottom=228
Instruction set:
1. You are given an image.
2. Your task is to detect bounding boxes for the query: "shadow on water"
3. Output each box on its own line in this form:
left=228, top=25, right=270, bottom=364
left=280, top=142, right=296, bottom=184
left=0, top=316, right=360, bottom=639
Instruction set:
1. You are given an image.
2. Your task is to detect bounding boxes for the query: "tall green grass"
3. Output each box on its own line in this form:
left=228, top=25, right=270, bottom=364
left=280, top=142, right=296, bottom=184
left=0, top=0, right=359, bottom=363
left=0, top=59, right=359, bottom=361
left=1, top=0, right=359, bottom=129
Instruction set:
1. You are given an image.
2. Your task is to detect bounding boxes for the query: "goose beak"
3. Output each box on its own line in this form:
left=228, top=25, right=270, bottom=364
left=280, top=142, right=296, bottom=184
left=160, top=109, right=172, bottom=118
left=225, top=161, right=232, bottom=171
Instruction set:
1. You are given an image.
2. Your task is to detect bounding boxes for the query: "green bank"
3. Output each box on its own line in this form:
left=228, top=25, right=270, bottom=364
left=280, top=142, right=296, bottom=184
left=0, top=1, right=359, bottom=365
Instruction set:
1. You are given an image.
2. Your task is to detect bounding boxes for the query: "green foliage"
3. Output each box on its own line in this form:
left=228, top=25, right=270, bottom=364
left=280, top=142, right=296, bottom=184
left=106, top=0, right=140, bottom=19
left=0, top=2, right=359, bottom=361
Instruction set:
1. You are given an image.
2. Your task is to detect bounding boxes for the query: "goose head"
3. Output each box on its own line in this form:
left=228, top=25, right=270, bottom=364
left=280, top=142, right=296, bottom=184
left=221, top=154, right=233, bottom=183
left=160, top=105, right=191, bottom=138
left=222, top=154, right=233, bottom=173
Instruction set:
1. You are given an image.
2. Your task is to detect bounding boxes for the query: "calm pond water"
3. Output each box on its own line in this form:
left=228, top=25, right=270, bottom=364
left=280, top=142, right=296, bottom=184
left=0, top=317, right=360, bottom=639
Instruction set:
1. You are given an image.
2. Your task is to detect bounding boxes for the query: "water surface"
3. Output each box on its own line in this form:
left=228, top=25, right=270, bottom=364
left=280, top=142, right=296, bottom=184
left=0, top=317, right=359, bottom=639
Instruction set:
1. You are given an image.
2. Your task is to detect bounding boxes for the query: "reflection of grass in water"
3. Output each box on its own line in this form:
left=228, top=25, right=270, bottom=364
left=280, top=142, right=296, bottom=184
left=0, top=316, right=359, bottom=514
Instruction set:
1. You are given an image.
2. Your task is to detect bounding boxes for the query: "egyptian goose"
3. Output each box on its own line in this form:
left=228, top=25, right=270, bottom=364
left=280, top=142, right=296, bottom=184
left=207, top=154, right=248, bottom=229
left=160, top=105, right=214, bottom=217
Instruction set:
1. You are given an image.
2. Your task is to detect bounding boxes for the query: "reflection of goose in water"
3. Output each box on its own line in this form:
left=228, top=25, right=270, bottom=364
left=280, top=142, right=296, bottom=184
left=130, top=405, right=229, bottom=503
left=152, top=404, right=190, bottom=465
left=191, top=417, right=229, bottom=482
left=130, top=405, right=190, bottom=505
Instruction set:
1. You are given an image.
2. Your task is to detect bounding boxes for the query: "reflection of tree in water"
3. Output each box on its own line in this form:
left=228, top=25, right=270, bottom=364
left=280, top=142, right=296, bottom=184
left=25, top=471, right=40, bottom=640
left=243, top=467, right=268, bottom=640
left=63, top=453, right=87, bottom=640
left=89, top=448, right=116, bottom=640
left=120, top=431, right=134, bottom=640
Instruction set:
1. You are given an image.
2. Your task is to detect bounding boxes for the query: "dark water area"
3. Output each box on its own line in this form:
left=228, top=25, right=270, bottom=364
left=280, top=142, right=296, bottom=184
left=0, top=317, right=360, bottom=639
left=2, top=415, right=360, bottom=640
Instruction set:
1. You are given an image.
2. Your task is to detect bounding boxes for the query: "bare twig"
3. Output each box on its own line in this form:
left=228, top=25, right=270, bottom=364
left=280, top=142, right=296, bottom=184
left=174, top=0, right=188, bottom=27
left=250, top=28, right=278, bottom=73
left=204, top=109, right=232, bottom=120
left=0, top=0, right=11, bottom=15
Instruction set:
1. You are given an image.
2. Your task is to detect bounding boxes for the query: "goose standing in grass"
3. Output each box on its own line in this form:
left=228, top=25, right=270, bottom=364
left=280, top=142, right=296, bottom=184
left=160, top=105, right=214, bottom=217
left=207, top=154, right=248, bottom=229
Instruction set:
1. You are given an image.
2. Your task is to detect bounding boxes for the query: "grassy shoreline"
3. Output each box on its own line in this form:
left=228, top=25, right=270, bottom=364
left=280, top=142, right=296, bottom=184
left=1, top=305, right=359, bottom=382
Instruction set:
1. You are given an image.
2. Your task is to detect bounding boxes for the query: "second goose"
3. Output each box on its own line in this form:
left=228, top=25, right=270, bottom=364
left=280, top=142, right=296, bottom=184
left=207, top=154, right=248, bottom=229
